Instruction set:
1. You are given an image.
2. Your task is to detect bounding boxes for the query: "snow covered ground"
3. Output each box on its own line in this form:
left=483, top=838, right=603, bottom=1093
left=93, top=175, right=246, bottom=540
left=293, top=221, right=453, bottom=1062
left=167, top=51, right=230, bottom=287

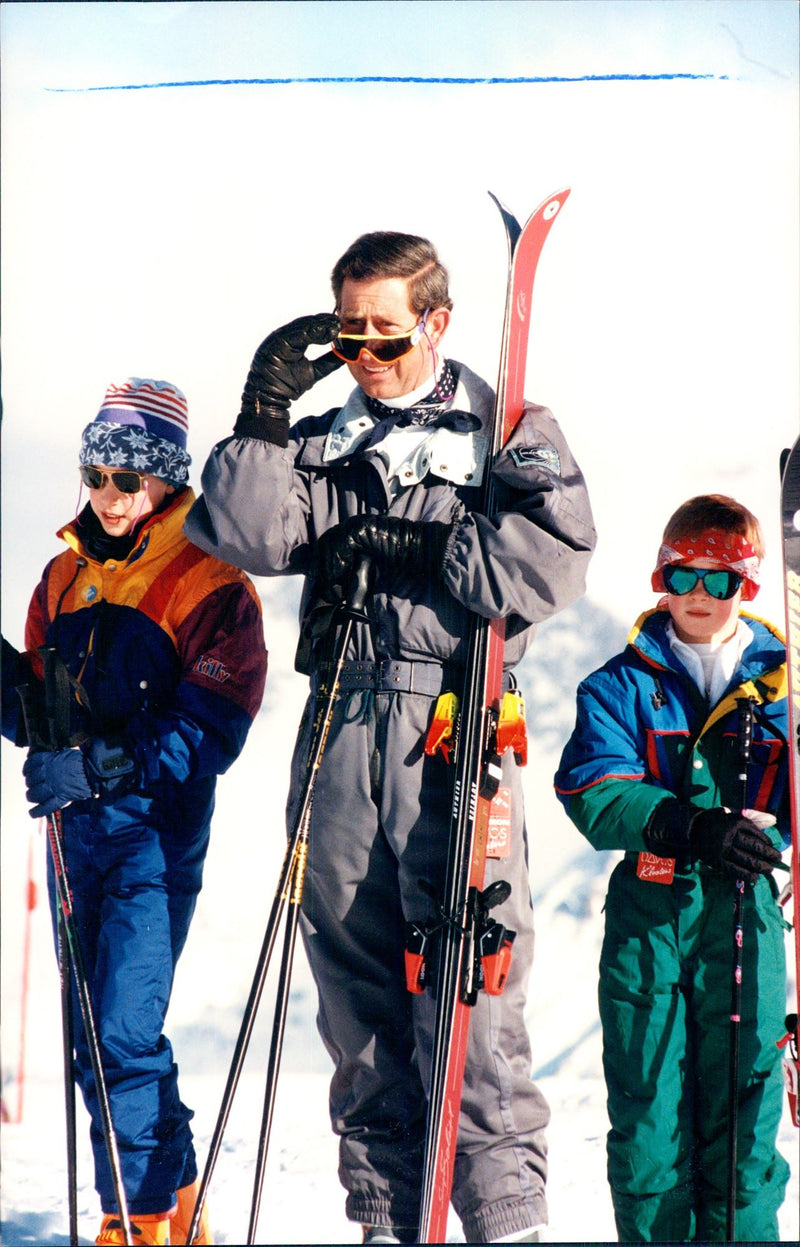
left=1, top=846, right=797, bottom=1245
left=1, top=598, right=798, bottom=1245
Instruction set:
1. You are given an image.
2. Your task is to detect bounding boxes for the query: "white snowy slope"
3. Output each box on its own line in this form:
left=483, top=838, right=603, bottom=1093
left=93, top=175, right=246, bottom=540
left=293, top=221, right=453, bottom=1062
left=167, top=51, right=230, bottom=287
left=1, top=597, right=798, bottom=1245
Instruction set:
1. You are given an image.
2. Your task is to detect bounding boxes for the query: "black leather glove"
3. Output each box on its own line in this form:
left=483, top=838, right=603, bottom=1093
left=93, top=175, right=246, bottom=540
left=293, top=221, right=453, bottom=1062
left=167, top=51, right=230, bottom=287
left=23, top=737, right=139, bottom=818
left=644, top=799, right=781, bottom=884
left=235, top=314, right=344, bottom=447
left=690, top=808, right=781, bottom=882
left=316, top=515, right=452, bottom=592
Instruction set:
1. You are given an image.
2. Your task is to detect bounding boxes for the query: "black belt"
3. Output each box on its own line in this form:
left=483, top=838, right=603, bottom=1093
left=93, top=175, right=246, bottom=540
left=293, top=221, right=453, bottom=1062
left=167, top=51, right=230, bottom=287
left=315, top=658, right=449, bottom=696
left=314, top=658, right=514, bottom=697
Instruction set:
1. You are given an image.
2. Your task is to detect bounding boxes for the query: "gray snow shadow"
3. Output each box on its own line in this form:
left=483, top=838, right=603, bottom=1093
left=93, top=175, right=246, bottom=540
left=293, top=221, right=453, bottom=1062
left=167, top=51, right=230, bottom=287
left=531, top=1017, right=603, bottom=1079
left=0, top=1214, right=89, bottom=1245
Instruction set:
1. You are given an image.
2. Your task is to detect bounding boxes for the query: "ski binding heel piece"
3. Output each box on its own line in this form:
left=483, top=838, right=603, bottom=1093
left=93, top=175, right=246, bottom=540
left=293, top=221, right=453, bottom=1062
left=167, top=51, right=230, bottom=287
left=496, top=689, right=528, bottom=766
left=404, top=920, right=431, bottom=993
left=405, top=880, right=515, bottom=1000
left=478, top=920, right=516, bottom=995
left=424, top=691, right=459, bottom=762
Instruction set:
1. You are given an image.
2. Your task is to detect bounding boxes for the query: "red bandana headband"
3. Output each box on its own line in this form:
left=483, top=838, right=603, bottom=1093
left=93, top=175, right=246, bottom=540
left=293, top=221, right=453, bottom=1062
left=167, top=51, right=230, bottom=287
left=651, top=528, right=760, bottom=601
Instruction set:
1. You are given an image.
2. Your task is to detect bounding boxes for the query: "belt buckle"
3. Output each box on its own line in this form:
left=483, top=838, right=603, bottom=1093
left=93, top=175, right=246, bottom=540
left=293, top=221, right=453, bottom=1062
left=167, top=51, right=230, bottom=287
left=376, top=656, right=403, bottom=691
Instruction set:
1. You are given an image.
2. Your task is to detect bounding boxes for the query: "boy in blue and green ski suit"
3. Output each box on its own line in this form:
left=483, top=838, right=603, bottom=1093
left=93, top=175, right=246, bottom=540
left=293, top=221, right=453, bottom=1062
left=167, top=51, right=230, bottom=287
left=555, top=494, right=791, bottom=1242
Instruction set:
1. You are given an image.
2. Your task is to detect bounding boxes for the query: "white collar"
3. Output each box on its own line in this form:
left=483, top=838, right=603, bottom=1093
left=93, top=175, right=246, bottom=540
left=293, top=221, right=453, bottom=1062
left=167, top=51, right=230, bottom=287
left=666, top=618, right=753, bottom=703
left=321, top=360, right=494, bottom=487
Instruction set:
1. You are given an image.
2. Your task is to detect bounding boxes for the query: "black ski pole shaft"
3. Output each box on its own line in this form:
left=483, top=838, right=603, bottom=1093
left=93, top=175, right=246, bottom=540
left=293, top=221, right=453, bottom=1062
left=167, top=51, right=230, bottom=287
left=44, top=795, right=133, bottom=1245
left=20, top=662, right=133, bottom=1245
left=57, top=896, right=79, bottom=1245
left=188, top=557, right=372, bottom=1244
left=15, top=683, right=80, bottom=1241
left=727, top=696, right=755, bottom=1240
left=247, top=811, right=309, bottom=1244
left=727, top=877, right=744, bottom=1242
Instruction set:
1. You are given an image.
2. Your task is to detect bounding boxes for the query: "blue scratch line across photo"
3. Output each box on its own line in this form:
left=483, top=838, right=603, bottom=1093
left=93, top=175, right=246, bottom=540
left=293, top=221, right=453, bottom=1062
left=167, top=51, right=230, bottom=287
left=46, top=71, right=728, bottom=93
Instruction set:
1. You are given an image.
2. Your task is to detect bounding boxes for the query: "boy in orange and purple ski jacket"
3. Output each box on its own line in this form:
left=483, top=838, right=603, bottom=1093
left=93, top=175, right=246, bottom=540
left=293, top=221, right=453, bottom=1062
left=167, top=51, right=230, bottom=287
left=2, top=378, right=267, bottom=1244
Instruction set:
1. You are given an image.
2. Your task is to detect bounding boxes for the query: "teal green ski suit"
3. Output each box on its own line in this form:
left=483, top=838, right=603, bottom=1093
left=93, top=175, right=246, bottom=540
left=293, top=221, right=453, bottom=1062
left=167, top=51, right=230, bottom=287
left=554, top=607, right=791, bottom=1242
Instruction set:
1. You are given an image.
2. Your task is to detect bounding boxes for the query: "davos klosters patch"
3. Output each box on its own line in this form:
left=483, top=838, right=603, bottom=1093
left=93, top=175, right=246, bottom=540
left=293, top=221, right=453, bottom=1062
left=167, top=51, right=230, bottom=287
left=508, top=445, right=561, bottom=474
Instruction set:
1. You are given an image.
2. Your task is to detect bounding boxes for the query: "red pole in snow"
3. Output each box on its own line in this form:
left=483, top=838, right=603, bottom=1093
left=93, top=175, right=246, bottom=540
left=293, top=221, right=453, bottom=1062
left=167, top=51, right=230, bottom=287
left=16, top=823, right=39, bottom=1123
left=1, top=821, right=38, bottom=1125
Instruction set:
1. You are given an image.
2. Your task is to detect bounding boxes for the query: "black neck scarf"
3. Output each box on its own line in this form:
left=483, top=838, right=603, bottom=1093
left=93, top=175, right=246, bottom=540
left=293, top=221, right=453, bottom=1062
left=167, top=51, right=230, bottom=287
left=361, top=360, right=481, bottom=446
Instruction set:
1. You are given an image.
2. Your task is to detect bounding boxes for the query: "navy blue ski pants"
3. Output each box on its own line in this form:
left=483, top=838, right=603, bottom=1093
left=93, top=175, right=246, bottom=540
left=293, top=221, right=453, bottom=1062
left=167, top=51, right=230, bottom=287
left=46, top=800, right=208, bottom=1215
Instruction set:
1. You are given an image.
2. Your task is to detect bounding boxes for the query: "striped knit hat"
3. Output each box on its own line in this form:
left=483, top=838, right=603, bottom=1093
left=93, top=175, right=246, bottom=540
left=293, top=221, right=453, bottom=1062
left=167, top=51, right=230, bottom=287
left=79, top=378, right=192, bottom=485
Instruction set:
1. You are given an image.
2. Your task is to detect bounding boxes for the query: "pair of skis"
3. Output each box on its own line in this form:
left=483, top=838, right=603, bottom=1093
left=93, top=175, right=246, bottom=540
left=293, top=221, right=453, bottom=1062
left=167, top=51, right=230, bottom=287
left=187, top=190, right=569, bottom=1242
left=417, top=188, right=570, bottom=1241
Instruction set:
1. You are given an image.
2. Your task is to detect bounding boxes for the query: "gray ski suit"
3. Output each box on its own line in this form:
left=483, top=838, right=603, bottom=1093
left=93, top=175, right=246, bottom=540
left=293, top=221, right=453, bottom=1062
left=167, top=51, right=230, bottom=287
left=184, top=361, right=596, bottom=1241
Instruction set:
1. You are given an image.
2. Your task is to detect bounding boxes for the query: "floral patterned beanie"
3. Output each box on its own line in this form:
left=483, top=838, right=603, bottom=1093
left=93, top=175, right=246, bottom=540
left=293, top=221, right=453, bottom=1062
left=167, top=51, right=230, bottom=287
left=79, top=378, right=192, bottom=485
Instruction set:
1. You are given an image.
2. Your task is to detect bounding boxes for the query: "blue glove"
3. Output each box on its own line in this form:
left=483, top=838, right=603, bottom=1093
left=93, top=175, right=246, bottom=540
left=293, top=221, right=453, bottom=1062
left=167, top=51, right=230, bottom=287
left=23, top=748, right=92, bottom=818
left=23, top=738, right=139, bottom=818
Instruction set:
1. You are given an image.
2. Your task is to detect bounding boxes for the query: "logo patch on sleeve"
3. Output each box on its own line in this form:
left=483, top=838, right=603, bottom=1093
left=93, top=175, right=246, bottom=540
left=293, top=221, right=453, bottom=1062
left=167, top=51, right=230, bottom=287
left=193, top=655, right=231, bottom=683
left=508, top=445, right=561, bottom=474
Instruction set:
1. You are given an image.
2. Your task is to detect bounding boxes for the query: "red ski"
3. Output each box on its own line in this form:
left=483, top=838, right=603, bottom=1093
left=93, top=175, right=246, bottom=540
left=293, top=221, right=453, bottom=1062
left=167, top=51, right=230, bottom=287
left=417, top=188, right=570, bottom=1242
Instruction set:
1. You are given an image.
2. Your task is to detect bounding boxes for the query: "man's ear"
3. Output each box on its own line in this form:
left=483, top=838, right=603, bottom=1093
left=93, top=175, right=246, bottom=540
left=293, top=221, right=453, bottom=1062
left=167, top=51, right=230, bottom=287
left=425, top=306, right=450, bottom=348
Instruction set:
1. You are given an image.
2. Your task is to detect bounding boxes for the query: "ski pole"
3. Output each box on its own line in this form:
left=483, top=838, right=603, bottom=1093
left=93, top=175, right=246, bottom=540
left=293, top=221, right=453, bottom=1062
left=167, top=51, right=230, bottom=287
left=19, top=664, right=133, bottom=1246
left=45, top=799, right=133, bottom=1247
left=188, top=557, right=372, bottom=1245
left=727, top=696, right=755, bottom=1241
left=55, top=817, right=80, bottom=1245
left=246, top=812, right=308, bottom=1244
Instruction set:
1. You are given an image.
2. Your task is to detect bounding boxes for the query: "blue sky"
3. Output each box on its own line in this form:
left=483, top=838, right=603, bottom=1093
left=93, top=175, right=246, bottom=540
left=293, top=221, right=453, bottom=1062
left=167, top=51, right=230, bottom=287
left=2, top=1, right=797, bottom=87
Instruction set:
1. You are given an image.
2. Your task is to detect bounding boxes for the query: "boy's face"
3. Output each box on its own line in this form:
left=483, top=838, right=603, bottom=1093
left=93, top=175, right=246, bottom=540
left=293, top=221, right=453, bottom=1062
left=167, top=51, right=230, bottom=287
left=85, top=465, right=174, bottom=537
left=666, top=558, right=743, bottom=645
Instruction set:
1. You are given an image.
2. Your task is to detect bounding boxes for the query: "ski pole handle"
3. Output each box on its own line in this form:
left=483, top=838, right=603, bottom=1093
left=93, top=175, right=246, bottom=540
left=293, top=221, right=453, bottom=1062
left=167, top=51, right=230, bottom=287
left=41, top=645, right=72, bottom=750
left=16, top=683, right=45, bottom=753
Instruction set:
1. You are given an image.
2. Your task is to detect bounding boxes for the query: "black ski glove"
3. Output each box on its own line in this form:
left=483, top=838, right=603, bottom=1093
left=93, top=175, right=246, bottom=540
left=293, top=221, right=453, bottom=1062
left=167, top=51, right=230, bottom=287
left=644, top=799, right=781, bottom=884
left=316, top=515, right=453, bottom=592
left=23, top=737, right=139, bottom=818
left=235, top=314, right=344, bottom=447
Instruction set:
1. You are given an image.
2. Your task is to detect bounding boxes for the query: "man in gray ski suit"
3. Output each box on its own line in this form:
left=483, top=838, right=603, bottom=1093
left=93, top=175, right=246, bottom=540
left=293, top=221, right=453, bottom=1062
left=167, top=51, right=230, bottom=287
left=185, top=231, right=596, bottom=1243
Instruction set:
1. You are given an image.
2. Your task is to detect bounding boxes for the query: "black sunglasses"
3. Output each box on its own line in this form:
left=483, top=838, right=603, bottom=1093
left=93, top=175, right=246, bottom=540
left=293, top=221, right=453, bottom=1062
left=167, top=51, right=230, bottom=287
left=79, top=465, right=146, bottom=494
left=662, top=564, right=743, bottom=601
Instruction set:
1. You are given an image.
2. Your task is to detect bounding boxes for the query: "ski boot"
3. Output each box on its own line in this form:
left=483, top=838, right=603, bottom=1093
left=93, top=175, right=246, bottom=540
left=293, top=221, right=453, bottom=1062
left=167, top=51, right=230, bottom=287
left=170, top=1180, right=213, bottom=1244
left=362, top=1227, right=418, bottom=1244
left=96, top=1212, right=170, bottom=1245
